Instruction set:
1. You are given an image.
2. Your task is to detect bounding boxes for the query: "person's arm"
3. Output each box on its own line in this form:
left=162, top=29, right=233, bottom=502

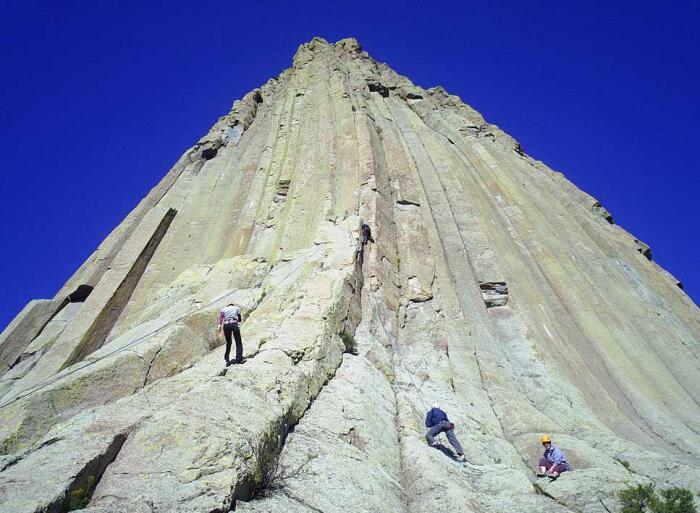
left=238, top=308, right=242, bottom=323
left=551, top=447, right=564, bottom=464
left=425, top=411, right=432, bottom=428
left=217, top=311, right=224, bottom=331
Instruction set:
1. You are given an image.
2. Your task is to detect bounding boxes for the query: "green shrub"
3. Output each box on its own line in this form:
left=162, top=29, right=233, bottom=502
left=339, top=331, right=358, bottom=355
left=67, top=487, right=89, bottom=511
left=657, top=488, right=696, bottom=513
left=619, top=483, right=657, bottom=513
left=618, top=483, right=696, bottom=513
left=66, top=475, right=95, bottom=511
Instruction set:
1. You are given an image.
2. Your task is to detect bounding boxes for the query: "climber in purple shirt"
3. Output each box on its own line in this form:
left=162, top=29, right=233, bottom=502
left=537, top=434, right=569, bottom=479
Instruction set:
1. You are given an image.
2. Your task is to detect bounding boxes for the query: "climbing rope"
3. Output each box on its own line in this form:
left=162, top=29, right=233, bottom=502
left=371, top=317, right=449, bottom=446
left=0, top=247, right=324, bottom=412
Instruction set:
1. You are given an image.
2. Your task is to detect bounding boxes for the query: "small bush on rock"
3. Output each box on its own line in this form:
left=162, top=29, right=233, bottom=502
left=619, top=484, right=657, bottom=513
left=657, top=488, right=696, bottom=513
left=618, top=483, right=696, bottom=513
left=66, top=475, right=95, bottom=511
left=339, top=331, right=357, bottom=355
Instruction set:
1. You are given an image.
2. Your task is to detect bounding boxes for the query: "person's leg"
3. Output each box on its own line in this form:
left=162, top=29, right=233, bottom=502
left=425, top=424, right=443, bottom=447
left=233, top=325, right=243, bottom=363
left=549, top=463, right=567, bottom=477
left=445, top=426, right=464, bottom=456
left=538, top=457, right=550, bottom=476
left=223, top=325, right=233, bottom=364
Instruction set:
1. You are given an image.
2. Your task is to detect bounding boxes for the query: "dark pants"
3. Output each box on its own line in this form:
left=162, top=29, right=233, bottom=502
left=426, top=420, right=464, bottom=454
left=223, top=323, right=242, bottom=363
left=539, top=457, right=568, bottom=474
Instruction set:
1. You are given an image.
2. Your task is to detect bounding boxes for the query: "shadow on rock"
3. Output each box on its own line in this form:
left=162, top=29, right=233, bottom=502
left=432, top=443, right=460, bottom=461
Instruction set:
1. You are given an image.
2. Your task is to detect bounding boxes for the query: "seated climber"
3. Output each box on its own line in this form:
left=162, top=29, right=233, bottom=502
left=537, top=434, right=569, bottom=479
left=217, top=303, right=243, bottom=366
left=425, top=404, right=466, bottom=462
left=361, top=223, right=374, bottom=245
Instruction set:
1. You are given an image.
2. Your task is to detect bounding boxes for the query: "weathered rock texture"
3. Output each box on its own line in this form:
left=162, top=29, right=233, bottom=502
left=1, top=37, right=699, bottom=513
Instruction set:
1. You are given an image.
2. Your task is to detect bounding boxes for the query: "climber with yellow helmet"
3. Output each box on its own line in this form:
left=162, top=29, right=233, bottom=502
left=537, top=434, right=569, bottom=479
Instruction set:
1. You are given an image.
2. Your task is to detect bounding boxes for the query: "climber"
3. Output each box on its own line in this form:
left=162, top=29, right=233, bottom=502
left=217, top=303, right=243, bottom=366
left=425, top=404, right=466, bottom=462
left=361, top=223, right=374, bottom=245
left=537, top=434, right=569, bottom=479
left=357, top=222, right=374, bottom=266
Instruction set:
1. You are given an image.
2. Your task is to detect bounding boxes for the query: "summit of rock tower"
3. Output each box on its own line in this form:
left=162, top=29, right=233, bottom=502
left=0, top=37, right=698, bottom=513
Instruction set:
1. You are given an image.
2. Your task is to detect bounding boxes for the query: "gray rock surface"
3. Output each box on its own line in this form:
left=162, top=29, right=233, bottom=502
left=0, top=37, right=698, bottom=513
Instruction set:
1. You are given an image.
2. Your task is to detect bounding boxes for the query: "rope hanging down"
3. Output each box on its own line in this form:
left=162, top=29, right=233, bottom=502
left=0, top=246, right=325, bottom=412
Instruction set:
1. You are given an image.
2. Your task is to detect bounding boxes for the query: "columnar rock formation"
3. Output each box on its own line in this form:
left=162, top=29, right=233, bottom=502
left=1, top=37, right=698, bottom=513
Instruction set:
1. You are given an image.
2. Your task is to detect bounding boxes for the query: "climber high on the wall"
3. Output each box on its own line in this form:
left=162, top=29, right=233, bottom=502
left=361, top=223, right=374, bottom=245
left=537, top=434, right=569, bottom=480
left=425, top=404, right=467, bottom=462
left=357, top=222, right=374, bottom=266
left=217, top=303, right=243, bottom=366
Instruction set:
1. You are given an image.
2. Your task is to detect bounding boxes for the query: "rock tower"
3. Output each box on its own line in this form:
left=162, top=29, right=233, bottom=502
left=1, top=37, right=698, bottom=513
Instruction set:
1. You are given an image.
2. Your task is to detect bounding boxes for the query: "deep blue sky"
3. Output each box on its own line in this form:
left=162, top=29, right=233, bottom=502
left=1, top=1, right=698, bottom=328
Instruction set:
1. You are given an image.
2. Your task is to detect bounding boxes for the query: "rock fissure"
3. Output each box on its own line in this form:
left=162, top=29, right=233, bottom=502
left=230, top=347, right=348, bottom=510
left=141, top=346, right=163, bottom=388
left=230, top=247, right=365, bottom=511
left=0, top=436, right=62, bottom=473
left=65, top=208, right=179, bottom=367
left=49, top=431, right=129, bottom=513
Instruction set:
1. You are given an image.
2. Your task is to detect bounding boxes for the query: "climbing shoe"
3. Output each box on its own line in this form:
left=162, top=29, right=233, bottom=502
left=456, top=454, right=466, bottom=462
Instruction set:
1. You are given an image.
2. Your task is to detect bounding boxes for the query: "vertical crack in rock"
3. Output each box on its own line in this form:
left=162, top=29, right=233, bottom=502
left=46, top=432, right=129, bottom=513
left=65, top=208, right=178, bottom=367
left=358, top=108, right=421, bottom=513
left=141, top=346, right=163, bottom=388
left=230, top=247, right=365, bottom=511
left=0, top=436, right=62, bottom=473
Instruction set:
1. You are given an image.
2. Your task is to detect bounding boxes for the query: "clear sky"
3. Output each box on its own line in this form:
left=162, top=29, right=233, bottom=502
left=1, top=1, right=698, bottom=329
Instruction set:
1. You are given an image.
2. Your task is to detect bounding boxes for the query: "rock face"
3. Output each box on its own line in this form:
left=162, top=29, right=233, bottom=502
left=1, top=37, right=699, bottom=513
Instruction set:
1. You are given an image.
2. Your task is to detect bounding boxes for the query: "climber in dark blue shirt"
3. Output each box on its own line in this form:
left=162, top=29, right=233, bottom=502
left=425, top=404, right=466, bottom=462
